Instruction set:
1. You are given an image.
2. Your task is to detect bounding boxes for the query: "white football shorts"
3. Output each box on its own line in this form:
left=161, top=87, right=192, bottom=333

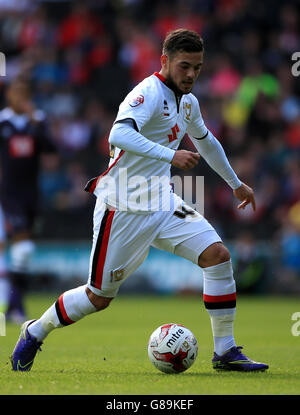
left=87, top=197, right=222, bottom=297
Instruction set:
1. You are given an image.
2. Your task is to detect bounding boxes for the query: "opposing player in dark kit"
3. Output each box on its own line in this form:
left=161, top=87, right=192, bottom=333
left=0, top=79, right=56, bottom=323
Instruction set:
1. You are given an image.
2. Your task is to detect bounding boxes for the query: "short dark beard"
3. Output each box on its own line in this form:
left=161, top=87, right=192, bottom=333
left=164, top=74, right=184, bottom=97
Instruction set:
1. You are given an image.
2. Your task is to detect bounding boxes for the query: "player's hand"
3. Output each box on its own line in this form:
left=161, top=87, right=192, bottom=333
left=233, top=182, right=256, bottom=211
left=171, top=150, right=200, bottom=171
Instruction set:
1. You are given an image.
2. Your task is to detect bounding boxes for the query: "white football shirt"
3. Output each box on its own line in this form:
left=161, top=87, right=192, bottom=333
left=86, top=72, right=208, bottom=213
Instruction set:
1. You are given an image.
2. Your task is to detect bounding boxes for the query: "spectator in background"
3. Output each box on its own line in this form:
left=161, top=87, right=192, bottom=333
left=118, top=22, right=161, bottom=85
left=152, top=2, right=203, bottom=41
left=38, top=153, right=69, bottom=210
left=236, top=60, right=280, bottom=116
left=233, top=231, right=269, bottom=294
left=57, top=2, right=104, bottom=50
left=273, top=203, right=300, bottom=294
left=209, top=54, right=241, bottom=99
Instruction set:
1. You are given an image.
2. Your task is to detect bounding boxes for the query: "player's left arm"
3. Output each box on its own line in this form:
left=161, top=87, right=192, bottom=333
left=190, top=132, right=256, bottom=211
left=187, top=97, right=255, bottom=211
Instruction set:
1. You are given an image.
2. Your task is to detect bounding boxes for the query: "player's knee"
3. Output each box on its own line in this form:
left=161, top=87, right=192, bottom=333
left=85, top=287, right=114, bottom=311
left=198, top=242, right=231, bottom=268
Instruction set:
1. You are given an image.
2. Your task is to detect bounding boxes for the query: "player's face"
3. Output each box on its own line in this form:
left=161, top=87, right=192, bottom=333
left=162, top=51, right=203, bottom=95
left=7, top=84, right=31, bottom=114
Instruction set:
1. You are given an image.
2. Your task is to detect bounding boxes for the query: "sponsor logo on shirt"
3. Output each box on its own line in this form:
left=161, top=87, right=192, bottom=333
left=163, top=99, right=169, bottom=116
left=9, top=135, right=34, bottom=158
left=129, top=94, right=144, bottom=107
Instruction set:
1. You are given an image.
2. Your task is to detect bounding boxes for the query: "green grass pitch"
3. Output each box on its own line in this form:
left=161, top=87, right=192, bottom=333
left=0, top=293, right=300, bottom=395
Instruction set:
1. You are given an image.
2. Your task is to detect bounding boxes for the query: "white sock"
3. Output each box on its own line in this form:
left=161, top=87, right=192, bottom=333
left=208, top=309, right=236, bottom=355
left=28, top=285, right=96, bottom=341
left=214, top=336, right=236, bottom=356
left=202, top=260, right=237, bottom=356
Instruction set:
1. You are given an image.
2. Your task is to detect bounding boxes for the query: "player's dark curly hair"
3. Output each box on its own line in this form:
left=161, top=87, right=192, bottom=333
left=162, top=29, right=204, bottom=58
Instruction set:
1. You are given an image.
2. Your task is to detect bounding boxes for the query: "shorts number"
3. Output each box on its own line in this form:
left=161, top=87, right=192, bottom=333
left=174, top=204, right=196, bottom=219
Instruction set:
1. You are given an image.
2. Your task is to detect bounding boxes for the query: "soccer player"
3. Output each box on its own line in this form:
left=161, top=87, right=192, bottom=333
left=11, top=29, right=268, bottom=372
left=0, top=79, right=57, bottom=323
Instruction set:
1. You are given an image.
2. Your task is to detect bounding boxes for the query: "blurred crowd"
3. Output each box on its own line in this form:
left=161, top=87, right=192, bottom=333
left=0, top=0, right=299, bottom=292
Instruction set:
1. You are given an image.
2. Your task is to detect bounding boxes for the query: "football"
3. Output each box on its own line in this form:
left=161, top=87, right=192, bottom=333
left=147, top=323, right=198, bottom=374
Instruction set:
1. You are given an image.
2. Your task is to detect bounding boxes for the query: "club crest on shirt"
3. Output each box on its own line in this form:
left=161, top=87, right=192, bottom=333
left=129, top=94, right=144, bottom=107
left=109, top=144, right=115, bottom=158
left=110, top=268, right=125, bottom=281
left=183, top=102, right=192, bottom=120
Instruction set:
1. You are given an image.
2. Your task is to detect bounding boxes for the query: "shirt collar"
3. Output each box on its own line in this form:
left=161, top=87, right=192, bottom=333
left=154, top=72, right=166, bottom=83
left=153, top=72, right=183, bottom=99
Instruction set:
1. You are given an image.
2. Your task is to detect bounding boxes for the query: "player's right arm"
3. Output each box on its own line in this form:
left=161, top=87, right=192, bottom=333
left=109, top=80, right=199, bottom=170
left=109, top=120, right=199, bottom=170
left=109, top=119, right=175, bottom=162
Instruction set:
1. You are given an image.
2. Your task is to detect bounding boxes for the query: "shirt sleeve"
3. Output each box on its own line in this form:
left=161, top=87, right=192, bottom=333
left=114, top=81, right=158, bottom=131
left=109, top=120, right=175, bottom=163
left=186, top=95, right=208, bottom=139
left=189, top=131, right=242, bottom=190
